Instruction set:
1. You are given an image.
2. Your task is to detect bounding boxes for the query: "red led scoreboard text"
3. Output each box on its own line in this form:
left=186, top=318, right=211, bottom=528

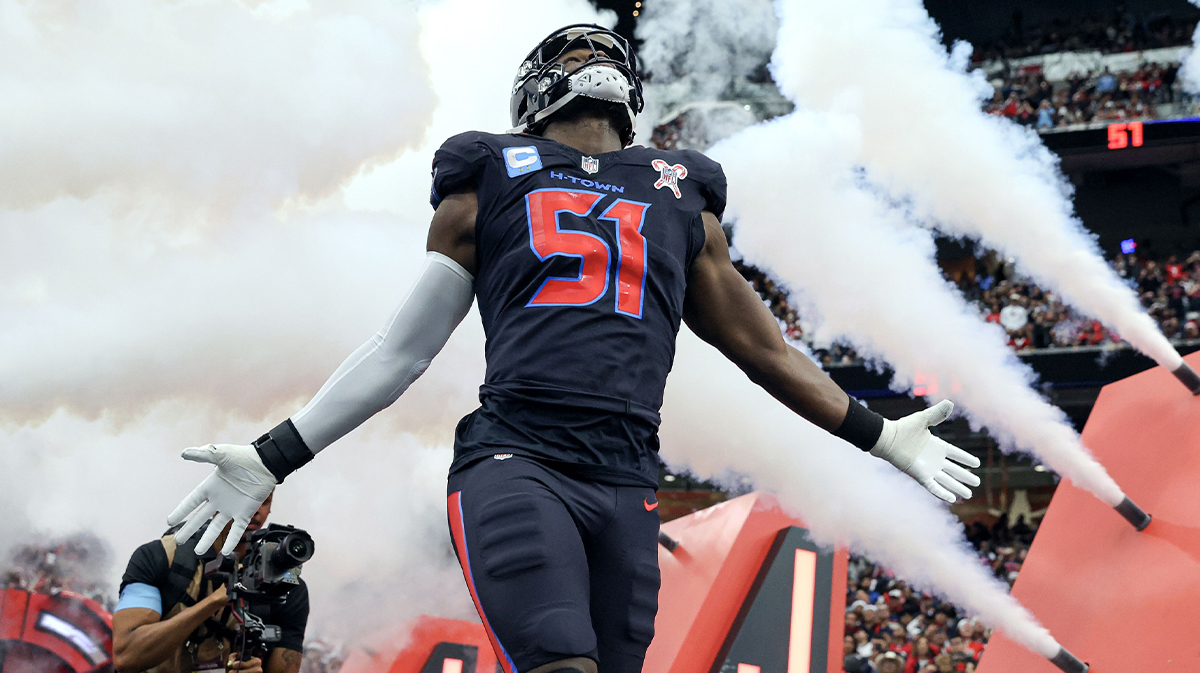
left=1107, top=121, right=1144, bottom=150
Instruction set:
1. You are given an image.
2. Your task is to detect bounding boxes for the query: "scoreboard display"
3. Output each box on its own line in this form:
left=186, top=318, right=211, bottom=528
left=1041, top=118, right=1200, bottom=154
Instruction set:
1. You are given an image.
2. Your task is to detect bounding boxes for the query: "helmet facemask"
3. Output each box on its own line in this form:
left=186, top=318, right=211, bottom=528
left=510, top=25, right=644, bottom=146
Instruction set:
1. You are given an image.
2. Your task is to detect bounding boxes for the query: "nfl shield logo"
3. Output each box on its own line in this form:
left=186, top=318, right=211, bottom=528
left=581, top=156, right=600, bottom=174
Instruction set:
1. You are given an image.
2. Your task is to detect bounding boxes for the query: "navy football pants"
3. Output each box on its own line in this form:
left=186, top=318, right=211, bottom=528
left=447, top=456, right=661, bottom=673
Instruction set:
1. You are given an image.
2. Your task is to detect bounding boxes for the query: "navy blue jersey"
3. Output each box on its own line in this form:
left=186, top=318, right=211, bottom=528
left=431, top=131, right=726, bottom=487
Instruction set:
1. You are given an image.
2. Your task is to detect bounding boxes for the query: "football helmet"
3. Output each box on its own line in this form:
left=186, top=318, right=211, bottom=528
left=510, top=24, right=644, bottom=146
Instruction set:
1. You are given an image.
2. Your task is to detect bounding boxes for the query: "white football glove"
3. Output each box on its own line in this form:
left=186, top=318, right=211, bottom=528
left=871, top=400, right=981, bottom=503
left=167, top=444, right=277, bottom=556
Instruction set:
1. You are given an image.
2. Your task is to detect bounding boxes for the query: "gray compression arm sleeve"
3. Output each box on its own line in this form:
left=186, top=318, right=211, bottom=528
left=290, top=251, right=475, bottom=453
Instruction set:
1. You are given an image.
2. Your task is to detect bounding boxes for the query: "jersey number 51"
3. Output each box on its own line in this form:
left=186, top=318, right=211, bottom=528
left=525, top=188, right=650, bottom=319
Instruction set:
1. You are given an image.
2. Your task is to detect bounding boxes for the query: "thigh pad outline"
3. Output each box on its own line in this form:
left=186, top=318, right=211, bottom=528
left=478, top=491, right=551, bottom=579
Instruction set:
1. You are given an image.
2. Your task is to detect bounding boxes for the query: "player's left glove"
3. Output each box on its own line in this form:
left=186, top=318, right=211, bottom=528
left=167, top=443, right=277, bottom=556
left=870, top=400, right=981, bottom=503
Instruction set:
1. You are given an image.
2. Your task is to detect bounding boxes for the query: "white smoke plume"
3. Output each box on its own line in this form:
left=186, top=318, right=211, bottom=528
left=660, top=329, right=1062, bottom=658
left=633, top=0, right=775, bottom=145
left=773, top=0, right=1182, bottom=372
left=1180, top=0, right=1200, bottom=92
left=711, top=112, right=1126, bottom=508
left=0, top=0, right=612, bottom=640
left=636, top=0, right=775, bottom=101
left=0, top=0, right=435, bottom=218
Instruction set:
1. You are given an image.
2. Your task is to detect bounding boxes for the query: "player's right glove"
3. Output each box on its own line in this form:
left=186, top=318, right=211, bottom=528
left=870, top=400, right=981, bottom=503
left=167, top=443, right=277, bottom=556
left=164, top=251, right=475, bottom=555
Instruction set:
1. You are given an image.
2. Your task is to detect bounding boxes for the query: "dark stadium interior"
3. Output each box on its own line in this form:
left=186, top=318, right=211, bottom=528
left=7, top=3, right=1200, bottom=672
left=926, top=0, right=1198, bottom=52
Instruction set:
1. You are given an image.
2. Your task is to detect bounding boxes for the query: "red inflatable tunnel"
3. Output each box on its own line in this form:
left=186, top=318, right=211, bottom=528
left=340, top=492, right=847, bottom=673
left=0, top=589, right=113, bottom=673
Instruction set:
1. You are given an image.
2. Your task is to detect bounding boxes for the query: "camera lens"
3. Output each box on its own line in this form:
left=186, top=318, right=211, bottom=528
left=280, top=532, right=314, bottom=565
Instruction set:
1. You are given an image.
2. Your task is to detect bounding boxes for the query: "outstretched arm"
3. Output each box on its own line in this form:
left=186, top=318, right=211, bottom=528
left=682, top=212, right=979, bottom=501
left=290, top=190, right=479, bottom=451
left=682, top=215, right=851, bottom=432
left=168, top=193, right=480, bottom=554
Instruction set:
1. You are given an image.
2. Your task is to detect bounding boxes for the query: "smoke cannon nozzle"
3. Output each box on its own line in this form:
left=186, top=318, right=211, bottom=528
left=1115, top=496, right=1152, bottom=531
left=1171, top=362, right=1200, bottom=395
left=658, top=529, right=680, bottom=553
left=1049, top=647, right=1088, bottom=673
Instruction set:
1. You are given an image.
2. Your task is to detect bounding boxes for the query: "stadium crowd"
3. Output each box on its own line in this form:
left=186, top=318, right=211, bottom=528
left=734, top=247, right=1200, bottom=368
left=960, top=250, right=1200, bottom=349
left=972, top=4, right=1200, bottom=129
left=974, top=5, right=1198, bottom=61
left=984, top=61, right=1179, bottom=129
left=842, top=515, right=1037, bottom=673
left=1, top=534, right=116, bottom=611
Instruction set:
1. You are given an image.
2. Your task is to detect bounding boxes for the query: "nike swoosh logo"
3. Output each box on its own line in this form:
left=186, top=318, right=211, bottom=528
left=644, top=499, right=659, bottom=511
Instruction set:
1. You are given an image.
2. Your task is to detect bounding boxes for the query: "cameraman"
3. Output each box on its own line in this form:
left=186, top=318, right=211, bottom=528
left=112, top=491, right=308, bottom=673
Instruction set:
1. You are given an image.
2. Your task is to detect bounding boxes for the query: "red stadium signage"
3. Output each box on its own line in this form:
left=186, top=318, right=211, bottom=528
left=1107, top=121, right=1144, bottom=150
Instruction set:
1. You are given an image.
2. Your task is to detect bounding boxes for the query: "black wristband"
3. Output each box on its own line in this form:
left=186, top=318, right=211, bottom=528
left=833, top=399, right=885, bottom=451
left=253, top=419, right=314, bottom=484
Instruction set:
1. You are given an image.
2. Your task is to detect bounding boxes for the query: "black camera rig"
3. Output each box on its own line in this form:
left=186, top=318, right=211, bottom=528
left=204, top=524, right=315, bottom=660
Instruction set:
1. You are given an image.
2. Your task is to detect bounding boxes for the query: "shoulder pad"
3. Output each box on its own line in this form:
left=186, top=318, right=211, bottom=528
left=652, top=148, right=727, bottom=220
left=431, top=131, right=506, bottom=209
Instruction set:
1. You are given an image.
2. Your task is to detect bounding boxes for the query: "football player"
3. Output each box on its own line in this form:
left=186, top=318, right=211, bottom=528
left=166, top=24, right=980, bottom=673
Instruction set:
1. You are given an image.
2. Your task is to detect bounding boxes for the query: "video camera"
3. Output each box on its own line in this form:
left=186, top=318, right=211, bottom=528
left=205, top=524, right=314, bottom=658
left=239, top=524, right=315, bottom=595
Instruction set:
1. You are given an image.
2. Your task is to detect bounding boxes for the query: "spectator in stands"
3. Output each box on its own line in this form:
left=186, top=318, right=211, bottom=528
left=845, top=654, right=871, bottom=673
left=1166, top=255, right=1184, bottom=283
left=877, top=651, right=904, bottom=673
left=928, top=626, right=950, bottom=653
left=999, top=295, right=1029, bottom=333
left=846, top=609, right=863, bottom=635
left=906, top=604, right=929, bottom=639
left=1036, top=100, right=1055, bottom=129
left=1143, top=260, right=1165, bottom=292
left=905, top=637, right=936, bottom=673
left=1031, top=311, right=1054, bottom=349
left=983, top=301, right=1002, bottom=326
left=946, top=637, right=977, bottom=669
left=1163, top=63, right=1179, bottom=102
left=1162, top=314, right=1181, bottom=339
left=961, top=622, right=986, bottom=658
left=871, top=632, right=892, bottom=660
left=1010, top=515, right=1033, bottom=542
left=854, top=628, right=874, bottom=657
left=862, top=604, right=880, bottom=633
left=876, top=604, right=893, bottom=629
left=1011, top=323, right=1034, bottom=350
